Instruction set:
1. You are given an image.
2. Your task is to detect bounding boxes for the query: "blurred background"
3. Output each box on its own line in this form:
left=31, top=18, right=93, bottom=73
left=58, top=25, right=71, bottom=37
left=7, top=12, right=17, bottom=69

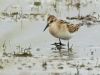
left=0, top=0, right=100, bottom=75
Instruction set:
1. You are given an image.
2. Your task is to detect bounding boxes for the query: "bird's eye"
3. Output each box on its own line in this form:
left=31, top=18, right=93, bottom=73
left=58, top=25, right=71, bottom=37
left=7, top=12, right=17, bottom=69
left=50, top=20, right=53, bottom=23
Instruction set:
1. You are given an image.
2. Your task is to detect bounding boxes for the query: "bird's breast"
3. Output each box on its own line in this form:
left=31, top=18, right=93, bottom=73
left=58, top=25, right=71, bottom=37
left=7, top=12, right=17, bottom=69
left=49, top=23, right=59, bottom=38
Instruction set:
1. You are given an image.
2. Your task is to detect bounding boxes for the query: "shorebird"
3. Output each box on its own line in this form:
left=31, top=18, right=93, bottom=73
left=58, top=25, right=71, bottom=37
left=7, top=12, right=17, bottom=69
left=43, top=15, right=80, bottom=52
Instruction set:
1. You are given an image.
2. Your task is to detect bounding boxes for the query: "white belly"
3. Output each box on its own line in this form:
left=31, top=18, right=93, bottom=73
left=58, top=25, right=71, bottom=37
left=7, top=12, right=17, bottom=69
left=58, top=31, right=72, bottom=40
left=49, top=28, right=72, bottom=40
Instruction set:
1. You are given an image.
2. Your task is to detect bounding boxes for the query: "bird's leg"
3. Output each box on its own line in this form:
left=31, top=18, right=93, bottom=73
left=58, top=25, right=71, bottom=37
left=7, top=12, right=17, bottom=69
left=67, top=40, right=70, bottom=53
left=59, top=38, right=65, bottom=46
left=67, top=40, right=73, bottom=54
left=59, top=38, right=61, bottom=45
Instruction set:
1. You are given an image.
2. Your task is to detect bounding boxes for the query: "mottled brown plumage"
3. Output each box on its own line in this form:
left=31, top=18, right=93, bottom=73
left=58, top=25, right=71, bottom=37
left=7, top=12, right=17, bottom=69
left=67, top=24, right=80, bottom=33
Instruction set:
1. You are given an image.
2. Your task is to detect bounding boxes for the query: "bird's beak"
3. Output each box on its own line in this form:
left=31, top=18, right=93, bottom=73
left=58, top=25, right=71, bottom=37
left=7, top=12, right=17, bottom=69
left=43, top=23, right=49, bottom=31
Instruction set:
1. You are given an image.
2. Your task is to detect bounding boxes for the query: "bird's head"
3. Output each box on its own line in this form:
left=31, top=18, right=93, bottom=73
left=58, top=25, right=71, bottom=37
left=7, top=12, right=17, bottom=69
left=43, top=15, right=57, bottom=31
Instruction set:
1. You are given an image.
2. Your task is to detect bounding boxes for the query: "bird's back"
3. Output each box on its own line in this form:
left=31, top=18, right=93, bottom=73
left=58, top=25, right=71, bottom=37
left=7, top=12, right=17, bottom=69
left=53, top=19, right=80, bottom=33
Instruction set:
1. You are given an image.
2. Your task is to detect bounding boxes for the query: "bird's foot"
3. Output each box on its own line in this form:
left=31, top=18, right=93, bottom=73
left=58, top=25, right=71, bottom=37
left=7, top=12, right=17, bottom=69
left=51, top=42, right=66, bottom=46
left=59, top=42, right=66, bottom=46
left=51, top=42, right=59, bottom=46
left=51, top=42, right=65, bottom=50
left=68, top=44, right=73, bottom=54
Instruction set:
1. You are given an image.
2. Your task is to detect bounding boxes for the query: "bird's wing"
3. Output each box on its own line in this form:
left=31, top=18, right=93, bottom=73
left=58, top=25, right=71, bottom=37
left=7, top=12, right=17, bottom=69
left=67, top=23, right=80, bottom=33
